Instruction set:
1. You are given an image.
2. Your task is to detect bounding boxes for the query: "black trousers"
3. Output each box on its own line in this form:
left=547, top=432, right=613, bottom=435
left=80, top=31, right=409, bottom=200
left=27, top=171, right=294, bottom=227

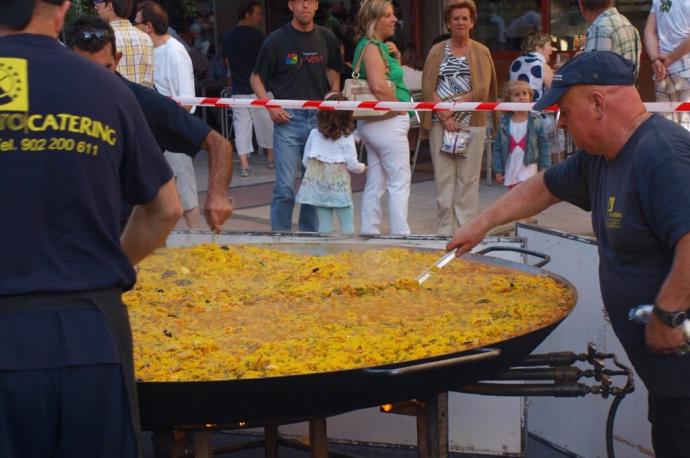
left=649, top=394, right=690, bottom=458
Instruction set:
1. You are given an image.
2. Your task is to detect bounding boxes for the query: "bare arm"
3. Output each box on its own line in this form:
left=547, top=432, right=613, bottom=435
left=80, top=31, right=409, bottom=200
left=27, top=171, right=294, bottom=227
left=543, top=63, right=554, bottom=90
left=202, top=129, right=234, bottom=232
left=646, top=233, right=690, bottom=353
left=326, top=68, right=340, bottom=93
left=661, top=34, right=690, bottom=67
left=446, top=172, right=561, bottom=254
left=250, top=72, right=291, bottom=124
left=362, top=44, right=397, bottom=101
left=644, top=12, right=667, bottom=80
left=121, top=179, right=183, bottom=266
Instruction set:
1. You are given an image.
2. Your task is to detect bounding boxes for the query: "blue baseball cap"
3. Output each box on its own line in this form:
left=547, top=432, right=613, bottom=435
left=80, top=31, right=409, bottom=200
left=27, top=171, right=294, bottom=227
left=533, top=51, right=636, bottom=111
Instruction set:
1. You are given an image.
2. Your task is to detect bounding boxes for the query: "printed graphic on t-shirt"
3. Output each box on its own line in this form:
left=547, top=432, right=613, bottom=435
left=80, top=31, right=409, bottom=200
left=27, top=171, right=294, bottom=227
left=0, top=57, right=116, bottom=155
left=285, top=51, right=325, bottom=68
left=0, top=58, right=28, bottom=112
left=606, top=195, right=623, bottom=229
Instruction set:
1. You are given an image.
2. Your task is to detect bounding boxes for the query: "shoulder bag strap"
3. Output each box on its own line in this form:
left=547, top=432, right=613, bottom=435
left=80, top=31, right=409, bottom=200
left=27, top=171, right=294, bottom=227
left=352, top=40, right=390, bottom=80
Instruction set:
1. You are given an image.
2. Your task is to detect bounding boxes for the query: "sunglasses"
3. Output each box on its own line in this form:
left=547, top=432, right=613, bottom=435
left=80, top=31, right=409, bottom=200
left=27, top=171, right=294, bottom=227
left=78, top=29, right=113, bottom=42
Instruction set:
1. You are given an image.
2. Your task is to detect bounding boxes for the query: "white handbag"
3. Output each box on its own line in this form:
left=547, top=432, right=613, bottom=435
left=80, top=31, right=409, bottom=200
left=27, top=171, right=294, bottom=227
left=342, top=42, right=396, bottom=121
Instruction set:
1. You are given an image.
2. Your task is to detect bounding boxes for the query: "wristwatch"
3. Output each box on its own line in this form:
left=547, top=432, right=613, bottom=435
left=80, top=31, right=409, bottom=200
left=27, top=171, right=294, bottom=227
left=652, top=304, right=688, bottom=328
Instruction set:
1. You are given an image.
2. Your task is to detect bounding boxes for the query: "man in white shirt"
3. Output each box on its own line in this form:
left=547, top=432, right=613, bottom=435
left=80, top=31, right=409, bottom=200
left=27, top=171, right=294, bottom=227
left=644, top=0, right=690, bottom=130
left=94, top=0, right=154, bottom=87
left=136, top=0, right=201, bottom=228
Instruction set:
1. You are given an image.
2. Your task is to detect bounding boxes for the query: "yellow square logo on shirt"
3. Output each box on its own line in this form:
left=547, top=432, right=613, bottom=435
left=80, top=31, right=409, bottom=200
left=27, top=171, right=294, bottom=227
left=0, top=58, right=29, bottom=112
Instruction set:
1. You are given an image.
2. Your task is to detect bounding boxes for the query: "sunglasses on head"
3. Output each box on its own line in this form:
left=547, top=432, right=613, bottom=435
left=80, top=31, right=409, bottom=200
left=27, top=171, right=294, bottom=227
left=79, top=29, right=112, bottom=42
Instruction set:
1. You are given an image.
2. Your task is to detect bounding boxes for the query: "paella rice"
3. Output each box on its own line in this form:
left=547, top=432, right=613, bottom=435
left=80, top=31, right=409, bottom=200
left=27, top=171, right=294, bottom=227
left=125, top=244, right=573, bottom=382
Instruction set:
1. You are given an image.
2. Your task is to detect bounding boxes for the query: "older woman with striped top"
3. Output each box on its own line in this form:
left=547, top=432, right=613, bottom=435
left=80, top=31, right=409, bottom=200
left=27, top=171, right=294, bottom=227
left=421, top=0, right=498, bottom=236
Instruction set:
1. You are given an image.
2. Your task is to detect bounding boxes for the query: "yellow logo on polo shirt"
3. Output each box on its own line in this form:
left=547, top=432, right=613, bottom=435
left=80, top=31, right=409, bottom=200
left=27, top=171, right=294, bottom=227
left=0, top=58, right=28, bottom=112
left=607, top=197, right=616, bottom=213
left=606, top=196, right=623, bottom=229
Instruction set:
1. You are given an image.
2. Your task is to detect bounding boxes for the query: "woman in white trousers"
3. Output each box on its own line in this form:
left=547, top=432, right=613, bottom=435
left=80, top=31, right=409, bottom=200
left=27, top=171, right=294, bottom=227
left=358, top=115, right=411, bottom=234
left=353, top=0, right=412, bottom=235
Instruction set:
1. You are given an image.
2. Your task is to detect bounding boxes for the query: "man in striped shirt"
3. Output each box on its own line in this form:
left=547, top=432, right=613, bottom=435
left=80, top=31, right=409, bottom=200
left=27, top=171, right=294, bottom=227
left=580, top=0, right=641, bottom=78
left=95, top=0, right=154, bottom=88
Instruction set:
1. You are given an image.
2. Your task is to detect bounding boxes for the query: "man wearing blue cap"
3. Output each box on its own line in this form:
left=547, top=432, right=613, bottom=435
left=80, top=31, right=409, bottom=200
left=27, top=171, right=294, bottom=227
left=448, top=50, right=690, bottom=457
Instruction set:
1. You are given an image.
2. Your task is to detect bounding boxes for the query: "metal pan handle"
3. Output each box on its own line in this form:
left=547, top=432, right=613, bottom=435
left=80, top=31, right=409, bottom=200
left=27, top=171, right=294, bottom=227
left=476, top=246, right=551, bottom=268
left=364, top=348, right=501, bottom=376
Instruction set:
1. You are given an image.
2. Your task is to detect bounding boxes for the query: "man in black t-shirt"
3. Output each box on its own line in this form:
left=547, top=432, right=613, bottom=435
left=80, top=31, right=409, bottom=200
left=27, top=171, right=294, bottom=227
left=222, top=0, right=275, bottom=176
left=66, top=15, right=234, bottom=232
left=447, top=51, right=690, bottom=457
left=251, top=0, right=342, bottom=232
left=0, top=1, right=181, bottom=456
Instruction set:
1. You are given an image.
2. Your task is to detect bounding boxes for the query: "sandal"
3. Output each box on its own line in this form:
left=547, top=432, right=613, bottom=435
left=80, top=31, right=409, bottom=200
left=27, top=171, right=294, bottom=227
left=267, top=160, right=275, bottom=169
left=240, top=167, right=252, bottom=177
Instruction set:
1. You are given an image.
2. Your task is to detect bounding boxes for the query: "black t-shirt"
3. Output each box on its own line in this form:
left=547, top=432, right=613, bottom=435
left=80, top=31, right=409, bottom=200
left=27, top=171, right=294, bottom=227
left=544, top=115, right=690, bottom=396
left=253, top=23, right=343, bottom=100
left=0, top=34, right=172, bottom=297
left=222, top=25, right=265, bottom=95
left=119, top=77, right=210, bottom=230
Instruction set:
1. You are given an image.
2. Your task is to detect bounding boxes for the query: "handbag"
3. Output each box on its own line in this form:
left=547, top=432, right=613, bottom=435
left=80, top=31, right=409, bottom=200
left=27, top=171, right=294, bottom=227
left=440, top=128, right=473, bottom=158
left=342, top=42, right=397, bottom=121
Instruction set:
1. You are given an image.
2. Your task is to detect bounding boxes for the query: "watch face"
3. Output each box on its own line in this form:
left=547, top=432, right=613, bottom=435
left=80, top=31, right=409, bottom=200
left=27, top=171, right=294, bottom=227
left=671, top=312, right=688, bottom=328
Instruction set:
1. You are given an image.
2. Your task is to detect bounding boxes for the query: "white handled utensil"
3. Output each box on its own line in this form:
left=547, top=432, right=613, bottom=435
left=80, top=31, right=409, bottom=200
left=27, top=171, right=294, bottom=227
left=416, top=251, right=457, bottom=285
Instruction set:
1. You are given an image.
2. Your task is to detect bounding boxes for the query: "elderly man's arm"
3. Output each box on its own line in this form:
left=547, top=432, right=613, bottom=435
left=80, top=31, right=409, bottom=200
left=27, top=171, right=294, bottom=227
left=121, top=179, right=183, bottom=266
left=646, top=232, right=690, bottom=353
left=446, top=172, right=561, bottom=255
left=201, top=129, right=234, bottom=232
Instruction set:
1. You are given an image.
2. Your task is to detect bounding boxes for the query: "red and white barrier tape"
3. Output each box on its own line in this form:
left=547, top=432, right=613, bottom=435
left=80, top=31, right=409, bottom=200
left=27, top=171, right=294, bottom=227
left=174, top=97, right=690, bottom=113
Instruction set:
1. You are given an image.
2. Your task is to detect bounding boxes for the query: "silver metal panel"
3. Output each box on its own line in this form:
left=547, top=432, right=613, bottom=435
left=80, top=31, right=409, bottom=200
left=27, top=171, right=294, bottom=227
left=518, top=225, right=653, bottom=458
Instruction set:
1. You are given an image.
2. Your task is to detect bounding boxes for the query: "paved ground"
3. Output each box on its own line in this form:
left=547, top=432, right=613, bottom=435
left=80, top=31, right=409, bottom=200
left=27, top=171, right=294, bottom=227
left=189, top=148, right=593, bottom=238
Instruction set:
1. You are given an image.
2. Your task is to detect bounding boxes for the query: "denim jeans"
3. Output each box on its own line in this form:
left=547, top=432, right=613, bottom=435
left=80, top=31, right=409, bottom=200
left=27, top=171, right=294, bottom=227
left=271, top=109, right=318, bottom=232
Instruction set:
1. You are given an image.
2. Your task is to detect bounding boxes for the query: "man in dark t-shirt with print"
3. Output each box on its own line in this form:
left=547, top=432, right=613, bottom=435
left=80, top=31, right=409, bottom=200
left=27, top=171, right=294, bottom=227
left=0, top=1, right=181, bottom=456
left=251, top=0, right=342, bottom=232
left=447, top=51, right=690, bottom=457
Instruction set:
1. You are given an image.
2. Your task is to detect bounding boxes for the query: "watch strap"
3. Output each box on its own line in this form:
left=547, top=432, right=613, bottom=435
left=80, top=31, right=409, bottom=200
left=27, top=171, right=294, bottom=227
left=653, top=304, right=688, bottom=328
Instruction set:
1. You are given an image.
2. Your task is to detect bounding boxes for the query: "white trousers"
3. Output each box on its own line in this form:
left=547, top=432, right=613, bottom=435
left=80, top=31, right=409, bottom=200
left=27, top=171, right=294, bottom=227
left=429, top=122, right=487, bottom=236
left=164, top=151, right=198, bottom=211
left=231, top=93, right=274, bottom=155
left=358, top=114, right=411, bottom=235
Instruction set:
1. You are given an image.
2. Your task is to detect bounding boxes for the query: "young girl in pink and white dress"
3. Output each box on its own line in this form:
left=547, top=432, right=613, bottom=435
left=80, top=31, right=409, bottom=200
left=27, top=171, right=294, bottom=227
left=296, top=93, right=367, bottom=233
left=491, top=80, right=551, bottom=189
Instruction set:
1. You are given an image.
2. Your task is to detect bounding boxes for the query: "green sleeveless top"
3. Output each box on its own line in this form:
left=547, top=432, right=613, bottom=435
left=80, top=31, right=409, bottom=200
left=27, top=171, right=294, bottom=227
left=352, top=38, right=411, bottom=103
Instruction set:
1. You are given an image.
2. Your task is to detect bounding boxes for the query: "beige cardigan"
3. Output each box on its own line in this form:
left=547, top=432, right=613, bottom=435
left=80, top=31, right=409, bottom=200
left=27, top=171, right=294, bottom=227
left=421, top=39, right=498, bottom=131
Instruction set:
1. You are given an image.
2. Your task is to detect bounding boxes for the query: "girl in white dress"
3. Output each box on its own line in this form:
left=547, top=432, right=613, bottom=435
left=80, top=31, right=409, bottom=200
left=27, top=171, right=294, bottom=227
left=296, top=94, right=367, bottom=233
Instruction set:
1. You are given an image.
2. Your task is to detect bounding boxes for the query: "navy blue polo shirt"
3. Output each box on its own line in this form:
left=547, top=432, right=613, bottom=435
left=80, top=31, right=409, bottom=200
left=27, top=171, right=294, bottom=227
left=122, top=76, right=210, bottom=156
left=544, top=115, right=690, bottom=396
left=0, top=34, right=172, bottom=369
left=118, top=77, right=210, bottom=230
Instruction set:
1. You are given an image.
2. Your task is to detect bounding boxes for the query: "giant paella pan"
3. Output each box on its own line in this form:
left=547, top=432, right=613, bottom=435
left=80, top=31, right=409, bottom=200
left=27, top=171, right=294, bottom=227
left=131, top=232, right=577, bottom=430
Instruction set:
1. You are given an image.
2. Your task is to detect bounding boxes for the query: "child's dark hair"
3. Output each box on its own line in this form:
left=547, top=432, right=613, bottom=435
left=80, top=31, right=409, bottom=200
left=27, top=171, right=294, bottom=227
left=317, top=93, right=355, bottom=141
